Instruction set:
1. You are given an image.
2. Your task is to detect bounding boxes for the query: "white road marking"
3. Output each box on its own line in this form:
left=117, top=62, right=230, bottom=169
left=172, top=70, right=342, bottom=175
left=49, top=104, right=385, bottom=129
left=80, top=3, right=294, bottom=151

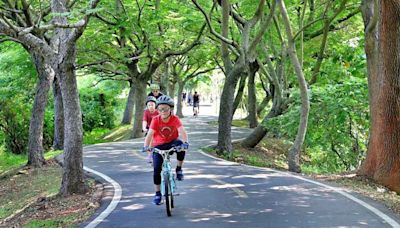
left=84, top=166, right=122, bottom=228
left=199, top=144, right=400, bottom=228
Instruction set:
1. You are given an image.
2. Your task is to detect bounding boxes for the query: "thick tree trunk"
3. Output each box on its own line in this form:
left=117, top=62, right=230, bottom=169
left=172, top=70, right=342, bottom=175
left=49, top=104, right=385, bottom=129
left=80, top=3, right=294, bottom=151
left=232, top=73, right=247, bottom=117
left=52, top=77, right=64, bottom=150
left=217, top=64, right=244, bottom=155
left=359, top=0, right=400, bottom=193
left=132, top=79, right=147, bottom=138
left=121, top=81, right=135, bottom=124
left=27, top=52, right=54, bottom=167
left=53, top=0, right=94, bottom=196
left=247, top=61, right=259, bottom=128
left=176, top=81, right=185, bottom=118
left=359, top=0, right=379, bottom=177
left=58, top=56, right=87, bottom=195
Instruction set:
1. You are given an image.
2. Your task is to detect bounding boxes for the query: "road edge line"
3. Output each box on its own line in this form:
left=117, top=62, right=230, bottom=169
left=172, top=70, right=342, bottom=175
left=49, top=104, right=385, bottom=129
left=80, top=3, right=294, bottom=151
left=198, top=141, right=400, bottom=228
left=83, top=166, right=122, bottom=228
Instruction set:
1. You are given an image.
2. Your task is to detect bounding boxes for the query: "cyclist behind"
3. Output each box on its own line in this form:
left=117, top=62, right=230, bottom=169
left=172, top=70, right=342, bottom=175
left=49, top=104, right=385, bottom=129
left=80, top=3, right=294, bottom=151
left=142, top=95, right=189, bottom=205
left=193, top=91, right=200, bottom=116
left=142, top=96, right=159, bottom=163
left=148, top=83, right=163, bottom=99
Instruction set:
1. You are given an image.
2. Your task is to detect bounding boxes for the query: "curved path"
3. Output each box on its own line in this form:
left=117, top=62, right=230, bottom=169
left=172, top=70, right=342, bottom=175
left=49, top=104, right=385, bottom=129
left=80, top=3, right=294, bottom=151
left=80, top=107, right=400, bottom=228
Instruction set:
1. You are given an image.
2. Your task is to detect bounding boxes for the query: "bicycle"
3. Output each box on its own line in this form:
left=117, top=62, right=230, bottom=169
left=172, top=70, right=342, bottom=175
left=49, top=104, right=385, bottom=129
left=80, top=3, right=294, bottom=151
left=153, top=146, right=186, bottom=216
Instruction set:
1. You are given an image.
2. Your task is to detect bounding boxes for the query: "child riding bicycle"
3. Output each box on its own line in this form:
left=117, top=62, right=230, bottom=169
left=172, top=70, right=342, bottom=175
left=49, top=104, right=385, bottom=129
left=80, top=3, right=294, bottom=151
left=142, top=95, right=189, bottom=205
left=142, top=96, right=159, bottom=163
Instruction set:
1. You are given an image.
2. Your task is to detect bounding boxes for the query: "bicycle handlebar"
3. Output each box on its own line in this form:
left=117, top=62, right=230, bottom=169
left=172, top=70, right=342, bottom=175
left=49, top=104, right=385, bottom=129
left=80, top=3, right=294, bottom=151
left=152, top=146, right=186, bottom=155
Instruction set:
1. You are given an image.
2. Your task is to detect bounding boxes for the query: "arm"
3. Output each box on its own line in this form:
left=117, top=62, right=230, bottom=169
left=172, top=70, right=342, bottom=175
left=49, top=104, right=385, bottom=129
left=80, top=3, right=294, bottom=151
left=144, top=129, right=154, bottom=147
left=142, top=121, right=148, bottom=132
left=178, top=126, right=188, bottom=143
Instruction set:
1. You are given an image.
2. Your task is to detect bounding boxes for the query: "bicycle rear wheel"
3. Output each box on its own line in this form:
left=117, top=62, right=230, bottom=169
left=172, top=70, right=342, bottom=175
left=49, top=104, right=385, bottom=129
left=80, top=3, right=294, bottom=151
left=164, top=173, right=173, bottom=216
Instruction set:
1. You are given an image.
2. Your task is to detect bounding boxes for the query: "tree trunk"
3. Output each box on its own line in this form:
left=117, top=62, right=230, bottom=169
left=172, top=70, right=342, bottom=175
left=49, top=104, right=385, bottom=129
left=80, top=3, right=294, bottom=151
left=359, top=0, right=379, bottom=177
left=27, top=52, right=54, bottom=167
left=359, top=0, right=400, bottom=193
left=52, top=77, right=64, bottom=150
left=256, top=95, right=271, bottom=117
left=247, top=61, right=259, bottom=128
left=176, top=81, right=185, bottom=118
left=232, top=73, right=247, bottom=117
left=132, top=78, right=147, bottom=138
left=52, top=0, right=95, bottom=196
left=121, top=81, right=135, bottom=124
left=241, top=100, right=282, bottom=148
left=168, top=81, right=176, bottom=100
left=279, top=0, right=310, bottom=173
left=217, top=63, right=244, bottom=155
left=58, top=54, right=87, bottom=195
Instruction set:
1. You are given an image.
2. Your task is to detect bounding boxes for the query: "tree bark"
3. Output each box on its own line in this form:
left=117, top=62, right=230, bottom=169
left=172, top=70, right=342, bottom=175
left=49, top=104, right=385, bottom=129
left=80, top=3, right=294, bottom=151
left=279, top=0, right=310, bottom=173
left=359, top=0, right=400, bottom=193
left=52, top=0, right=100, bottom=196
left=132, top=78, right=147, bottom=138
left=27, top=52, right=54, bottom=167
left=58, top=58, right=87, bottom=195
left=247, top=61, right=259, bottom=128
left=52, top=77, right=64, bottom=150
left=232, top=73, right=247, bottom=117
left=176, top=81, right=185, bottom=118
left=168, top=80, right=176, bottom=100
left=241, top=100, right=282, bottom=148
left=121, top=81, right=135, bottom=124
left=217, top=63, right=245, bottom=154
left=359, top=0, right=379, bottom=177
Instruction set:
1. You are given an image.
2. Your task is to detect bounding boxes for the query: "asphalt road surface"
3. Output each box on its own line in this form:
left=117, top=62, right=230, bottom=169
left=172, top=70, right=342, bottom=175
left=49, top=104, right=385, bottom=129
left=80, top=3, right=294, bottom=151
left=80, top=105, right=400, bottom=228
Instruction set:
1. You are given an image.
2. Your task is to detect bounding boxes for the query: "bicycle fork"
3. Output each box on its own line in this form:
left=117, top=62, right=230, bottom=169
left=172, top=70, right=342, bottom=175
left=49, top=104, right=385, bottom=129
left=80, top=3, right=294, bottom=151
left=161, top=163, right=176, bottom=196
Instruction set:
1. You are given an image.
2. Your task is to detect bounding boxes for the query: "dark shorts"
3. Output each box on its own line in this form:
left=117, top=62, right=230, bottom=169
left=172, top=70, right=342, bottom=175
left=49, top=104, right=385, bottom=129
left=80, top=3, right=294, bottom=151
left=193, top=102, right=199, bottom=108
left=152, top=139, right=186, bottom=185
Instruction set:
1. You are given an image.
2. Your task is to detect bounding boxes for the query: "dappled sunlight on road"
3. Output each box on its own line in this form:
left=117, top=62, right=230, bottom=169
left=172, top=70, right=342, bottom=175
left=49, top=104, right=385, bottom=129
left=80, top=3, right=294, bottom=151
left=208, top=183, right=245, bottom=189
left=122, top=204, right=145, bottom=211
left=188, top=209, right=233, bottom=222
left=125, top=192, right=155, bottom=198
left=185, top=174, right=230, bottom=179
left=232, top=173, right=274, bottom=179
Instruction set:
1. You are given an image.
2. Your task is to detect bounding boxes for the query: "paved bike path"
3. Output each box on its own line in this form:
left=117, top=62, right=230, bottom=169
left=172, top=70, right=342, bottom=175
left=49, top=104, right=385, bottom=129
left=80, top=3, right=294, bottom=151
left=80, top=114, right=400, bottom=228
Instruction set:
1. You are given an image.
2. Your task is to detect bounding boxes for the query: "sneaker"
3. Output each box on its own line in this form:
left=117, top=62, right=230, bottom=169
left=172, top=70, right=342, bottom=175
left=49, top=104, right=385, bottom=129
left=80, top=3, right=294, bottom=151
left=153, top=194, right=162, bottom=205
left=176, top=170, right=184, bottom=181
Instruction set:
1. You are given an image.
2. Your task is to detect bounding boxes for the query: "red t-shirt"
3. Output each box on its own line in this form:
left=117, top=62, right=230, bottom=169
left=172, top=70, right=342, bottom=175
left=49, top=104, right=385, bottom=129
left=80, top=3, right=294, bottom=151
left=143, top=109, right=159, bottom=128
left=150, top=115, right=182, bottom=147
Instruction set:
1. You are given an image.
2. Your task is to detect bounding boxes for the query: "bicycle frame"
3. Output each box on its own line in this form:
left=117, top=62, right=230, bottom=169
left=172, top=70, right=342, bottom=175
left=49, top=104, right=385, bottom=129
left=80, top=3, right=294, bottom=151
left=153, top=148, right=176, bottom=196
left=153, top=147, right=185, bottom=216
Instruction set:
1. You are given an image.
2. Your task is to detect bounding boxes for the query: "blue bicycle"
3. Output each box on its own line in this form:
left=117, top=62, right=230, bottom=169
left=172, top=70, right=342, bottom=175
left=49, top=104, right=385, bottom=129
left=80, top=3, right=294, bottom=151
left=153, top=146, right=186, bottom=216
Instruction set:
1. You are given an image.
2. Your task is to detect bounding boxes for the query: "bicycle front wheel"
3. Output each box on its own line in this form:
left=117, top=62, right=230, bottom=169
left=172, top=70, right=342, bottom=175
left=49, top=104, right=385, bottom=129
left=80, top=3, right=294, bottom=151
left=164, top=173, right=173, bottom=216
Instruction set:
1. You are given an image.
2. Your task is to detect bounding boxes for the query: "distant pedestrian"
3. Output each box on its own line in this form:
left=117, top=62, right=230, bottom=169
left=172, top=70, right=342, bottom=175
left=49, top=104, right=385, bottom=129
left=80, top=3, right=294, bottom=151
left=187, top=93, right=193, bottom=106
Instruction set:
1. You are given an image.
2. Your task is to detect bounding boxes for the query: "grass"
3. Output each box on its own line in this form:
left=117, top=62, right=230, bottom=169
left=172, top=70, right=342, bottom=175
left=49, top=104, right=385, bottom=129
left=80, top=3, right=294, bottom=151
left=0, top=162, right=101, bottom=227
left=100, top=124, right=133, bottom=142
left=0, top=163, right=61, bottom=220
left=0, top=146, right=63, bottom=175
left=208, top=118, right=253, bottom=128
left=83, top=128, right=113, bottom=145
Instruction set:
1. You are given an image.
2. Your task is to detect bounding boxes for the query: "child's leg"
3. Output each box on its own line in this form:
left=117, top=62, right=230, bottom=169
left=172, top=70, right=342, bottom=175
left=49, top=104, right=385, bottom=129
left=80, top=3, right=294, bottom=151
left=153, top=152, right=163, bottom=192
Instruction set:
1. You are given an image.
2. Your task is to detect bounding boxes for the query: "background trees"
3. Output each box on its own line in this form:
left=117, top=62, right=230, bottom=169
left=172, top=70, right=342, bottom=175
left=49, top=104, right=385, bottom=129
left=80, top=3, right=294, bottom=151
left=1, top=0, right=399, bottom=194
